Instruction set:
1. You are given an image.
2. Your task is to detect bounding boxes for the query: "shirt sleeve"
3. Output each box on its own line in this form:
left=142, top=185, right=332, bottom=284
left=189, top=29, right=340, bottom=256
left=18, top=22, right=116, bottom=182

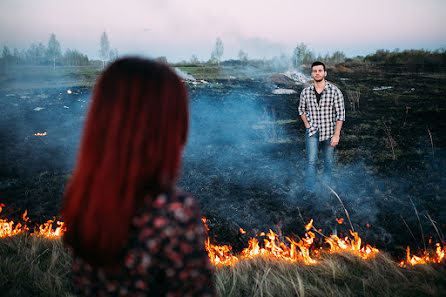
left=334, top=89, right=345, bottom=121
left=298, top=90, right=306, bottom=116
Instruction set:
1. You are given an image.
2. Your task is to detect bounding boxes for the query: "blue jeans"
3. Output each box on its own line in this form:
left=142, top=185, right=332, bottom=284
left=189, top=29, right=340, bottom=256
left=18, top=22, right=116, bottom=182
left=304, top=129, right=334, bottom=191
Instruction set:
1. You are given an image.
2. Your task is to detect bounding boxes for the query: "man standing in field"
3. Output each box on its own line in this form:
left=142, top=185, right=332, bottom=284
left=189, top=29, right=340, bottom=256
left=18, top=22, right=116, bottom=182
left=298, top=61, right=345, bottom=193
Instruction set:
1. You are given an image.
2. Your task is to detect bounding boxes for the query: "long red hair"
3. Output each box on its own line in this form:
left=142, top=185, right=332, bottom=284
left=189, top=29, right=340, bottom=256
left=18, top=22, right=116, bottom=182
left=61, top=58, right=189, bottom=266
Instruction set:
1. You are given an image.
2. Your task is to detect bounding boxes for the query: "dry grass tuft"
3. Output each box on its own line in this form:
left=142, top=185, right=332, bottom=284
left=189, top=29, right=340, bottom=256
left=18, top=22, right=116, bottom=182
left=215, top=253, right=446, bottom=297
left=0, top=234, right=74, bottom=297
left=1, top=235, right=445, bottom=297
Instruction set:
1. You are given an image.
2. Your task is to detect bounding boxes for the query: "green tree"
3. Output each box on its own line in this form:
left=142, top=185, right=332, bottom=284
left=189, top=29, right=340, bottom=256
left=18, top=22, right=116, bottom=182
left=211, top=37, right=224, bottom=66
left=238, top=49, right=248, bottom=64
left=13, top=48, right=21, bottom=64
left=1, top=46, right=12, bottom=65
left=26, top=43, right=46, bottom=64
left=109, top=48, right=119, bottom=62
left=47, top=33, right=61, bottom=70
left=99, top=31, right=110, bottom=69
left=63, top=49, right=89, bottom=66
left=302, top=51, right=315, bottom=65
left=330, top=51, right=346, bottom=64
left=155, top=56, right=168, bottom=64
left=190, top=54, right=199, bottom=64
left=292, top=43, right=310, bottom=67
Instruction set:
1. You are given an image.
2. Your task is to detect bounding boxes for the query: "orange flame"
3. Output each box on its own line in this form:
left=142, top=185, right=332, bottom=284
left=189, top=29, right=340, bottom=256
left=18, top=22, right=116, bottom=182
left=31, top=219, right=66, bottom=239
left=305, top=219, right=313, bottom=231
left=1, top=206, right=445, bottom=267
left=1, top=206, right=65, bottom=239
left=1, top=206, right=29, bottom=237
left=202, top=218, right=383, bottom=266
left=204, top=237, right=239, bottom=266
left=22, top=210, right=29, bottom=222
left=399, top=243, right=446, bottom=267
left=336, top=218, right=344, bottom=224
left=324, top=230, right=379, bottom=260
left=201, top=217, right=209, bottom=231
left=204, top=227, right=318, bottom=266
left=34, top=132, right=47, bottom=136
left=0, top=219, right=29, bottom=237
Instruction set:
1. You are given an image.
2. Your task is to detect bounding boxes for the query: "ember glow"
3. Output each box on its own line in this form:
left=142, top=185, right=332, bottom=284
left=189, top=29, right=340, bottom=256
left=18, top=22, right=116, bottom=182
left=1, top=206, right=445, bottom=267
left=34, top=132, right=47, bottom=136
left=67, top=90, right=72, bottom=94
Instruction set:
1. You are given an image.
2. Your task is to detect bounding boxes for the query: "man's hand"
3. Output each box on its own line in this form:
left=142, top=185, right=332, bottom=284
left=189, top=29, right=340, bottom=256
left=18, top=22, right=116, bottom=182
left=331, top=121, right=343, bottom=147
left=330, top=134, right=340, bottom=147
left=300, top=114, right=310, bottom=129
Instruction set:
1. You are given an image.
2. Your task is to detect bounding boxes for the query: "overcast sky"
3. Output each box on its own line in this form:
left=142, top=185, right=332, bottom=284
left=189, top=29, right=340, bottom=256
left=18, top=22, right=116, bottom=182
left=0, top=0, right=445, bottom=62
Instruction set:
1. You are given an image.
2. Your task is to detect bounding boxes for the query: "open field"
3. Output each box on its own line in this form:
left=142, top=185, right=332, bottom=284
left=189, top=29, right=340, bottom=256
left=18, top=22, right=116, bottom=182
left=0, top=65, right=101, bottom=89
left=0, top=63, right=445, bottom=295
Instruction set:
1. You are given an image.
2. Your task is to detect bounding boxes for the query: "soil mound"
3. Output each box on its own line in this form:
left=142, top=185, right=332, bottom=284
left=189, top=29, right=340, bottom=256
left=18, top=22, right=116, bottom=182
left=266, top=74, right=296, bottom=87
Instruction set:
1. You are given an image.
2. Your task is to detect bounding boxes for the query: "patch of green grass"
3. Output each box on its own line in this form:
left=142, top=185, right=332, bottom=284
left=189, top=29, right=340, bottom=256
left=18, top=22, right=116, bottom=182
left=0, top=65, right=101, bottom=88
left=176, top=65, right=269, bottom=80
left=177, top=65, right=221, bottom=80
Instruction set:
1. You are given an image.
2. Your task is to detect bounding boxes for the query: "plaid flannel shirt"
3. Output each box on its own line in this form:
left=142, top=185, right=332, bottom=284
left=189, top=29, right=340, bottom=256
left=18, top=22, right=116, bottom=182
left=298, top=81, right=345, bottom=141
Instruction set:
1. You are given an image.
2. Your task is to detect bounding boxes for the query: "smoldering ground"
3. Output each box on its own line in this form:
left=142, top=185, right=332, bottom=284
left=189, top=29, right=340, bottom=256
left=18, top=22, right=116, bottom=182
left=0, top=67, right=445, bottom=258
left=181, top=80, right=446, bottom=254
left=0, top=85, right=90, bottom=218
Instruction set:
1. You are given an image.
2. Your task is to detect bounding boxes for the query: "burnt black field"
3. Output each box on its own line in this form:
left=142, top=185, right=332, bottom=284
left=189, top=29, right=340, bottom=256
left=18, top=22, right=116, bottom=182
left=0, top=64, right=445, bottom=262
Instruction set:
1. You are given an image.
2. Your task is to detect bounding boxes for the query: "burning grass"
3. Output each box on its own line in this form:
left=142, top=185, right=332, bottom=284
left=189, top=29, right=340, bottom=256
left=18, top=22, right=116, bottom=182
left=1, top=204, right=66, bottom=239
left=0, top=234, right=444, bottom=297
left=2, top=206, right=444, bottom=267
left=1, top=206, right=445, bottom=296
left=203, top=217, right=445, bottom=268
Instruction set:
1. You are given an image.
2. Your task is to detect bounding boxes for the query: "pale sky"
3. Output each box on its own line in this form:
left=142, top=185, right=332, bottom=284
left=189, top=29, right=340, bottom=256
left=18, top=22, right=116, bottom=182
left=0, top=0, right=445, bottom=62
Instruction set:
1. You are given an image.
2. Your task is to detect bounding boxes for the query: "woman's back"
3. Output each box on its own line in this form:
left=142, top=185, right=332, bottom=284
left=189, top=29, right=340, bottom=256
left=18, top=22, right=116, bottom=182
left=71, top=190, right=215, bottom=297
left=61, top=58, right=216, bottom=296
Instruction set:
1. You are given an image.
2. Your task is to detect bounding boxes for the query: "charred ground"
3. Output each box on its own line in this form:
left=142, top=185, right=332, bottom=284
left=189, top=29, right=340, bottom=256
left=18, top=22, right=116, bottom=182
left=0, top=63, right=445, bottom=261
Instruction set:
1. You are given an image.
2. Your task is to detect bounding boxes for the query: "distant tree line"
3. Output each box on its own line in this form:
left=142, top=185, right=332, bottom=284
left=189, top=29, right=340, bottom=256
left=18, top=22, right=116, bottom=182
left=184, top=40, right=349, bottom=68
left=1, top=37, right=90, bottom=67
left=363, top=49, right=446, bottom=72
left=3, top=33, right=444, bottom=72
left=202, top=39, right=446, bottom=72
left=0, top=32, right=118, bottom=68
left=291, top=43, right=349, bottom=67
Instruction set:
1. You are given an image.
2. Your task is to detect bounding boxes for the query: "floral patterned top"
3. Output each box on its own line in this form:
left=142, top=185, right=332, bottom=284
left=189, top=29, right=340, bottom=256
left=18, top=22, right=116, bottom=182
left=71, top=190, right=216, bottom=297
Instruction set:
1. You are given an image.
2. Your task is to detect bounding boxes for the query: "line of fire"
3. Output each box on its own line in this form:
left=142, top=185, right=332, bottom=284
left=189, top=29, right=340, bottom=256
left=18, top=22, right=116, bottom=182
left=1, top=205, right=444, bottom=267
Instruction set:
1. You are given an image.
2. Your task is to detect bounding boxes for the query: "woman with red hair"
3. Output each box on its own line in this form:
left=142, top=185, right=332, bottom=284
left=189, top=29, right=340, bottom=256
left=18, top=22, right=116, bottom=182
left=61, top=57, right=215, bottom=296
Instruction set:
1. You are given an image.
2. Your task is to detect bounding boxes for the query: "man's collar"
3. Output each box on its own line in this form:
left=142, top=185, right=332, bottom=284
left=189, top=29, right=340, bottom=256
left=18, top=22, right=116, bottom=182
left=311, top=80, right=332, bottom=90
